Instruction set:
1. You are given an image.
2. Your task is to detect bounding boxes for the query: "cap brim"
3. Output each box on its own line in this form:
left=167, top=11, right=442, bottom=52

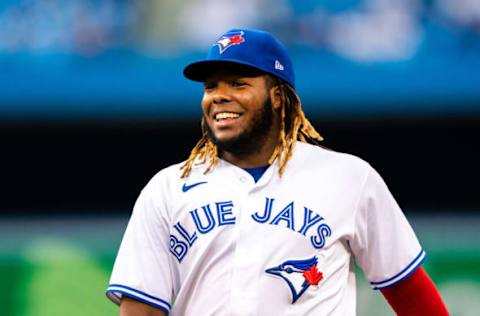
left=183, top=60, right=266, bottom=82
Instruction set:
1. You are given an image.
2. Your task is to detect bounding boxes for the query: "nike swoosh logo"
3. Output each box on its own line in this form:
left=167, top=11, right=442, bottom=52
left=182, top=181, right=208, bottom=192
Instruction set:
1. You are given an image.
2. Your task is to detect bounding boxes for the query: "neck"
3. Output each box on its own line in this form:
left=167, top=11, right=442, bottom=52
left=220, top=138, right=277, bottom=169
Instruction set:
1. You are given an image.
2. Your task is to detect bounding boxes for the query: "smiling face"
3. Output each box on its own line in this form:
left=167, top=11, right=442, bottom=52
left=201, top=64, right=280, bottom=158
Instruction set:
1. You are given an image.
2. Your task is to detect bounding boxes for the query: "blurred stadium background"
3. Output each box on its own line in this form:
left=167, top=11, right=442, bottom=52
left=1, top=0, right=479, bottom=315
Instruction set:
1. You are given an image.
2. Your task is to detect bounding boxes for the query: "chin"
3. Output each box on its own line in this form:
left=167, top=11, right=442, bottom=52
left=214, top=132, right=241, bottom=143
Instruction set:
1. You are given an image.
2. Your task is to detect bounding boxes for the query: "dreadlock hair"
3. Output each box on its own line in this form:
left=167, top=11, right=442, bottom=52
left=180, top=76, right=323, bottom=178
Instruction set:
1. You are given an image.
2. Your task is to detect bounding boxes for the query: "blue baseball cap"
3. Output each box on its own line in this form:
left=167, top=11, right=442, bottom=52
left=183, top=28, right=295, bottom=88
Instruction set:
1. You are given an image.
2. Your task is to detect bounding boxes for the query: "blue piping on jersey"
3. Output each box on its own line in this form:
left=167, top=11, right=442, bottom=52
left=107, top=284, right=171, bottom=311
left=370, top=249, right=426, bottom=290
left=107, top=289, right=170, bottom=314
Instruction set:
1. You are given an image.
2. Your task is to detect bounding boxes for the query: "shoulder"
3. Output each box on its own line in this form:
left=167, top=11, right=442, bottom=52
left=135, top=161, right=189, bottom=206
left=132, top=162, right=191, bottom=219
left=142, top=159, right=213, bottom=195
left=285, top=142, right=380, bottom=192
left=145, top=162, right=184, bottom=188
left=292, top=143, right=398, bottom=202
left=292, top=141, right=373, bottom=175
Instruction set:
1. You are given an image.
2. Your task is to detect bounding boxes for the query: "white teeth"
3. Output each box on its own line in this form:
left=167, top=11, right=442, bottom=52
left=215, top=112, right=240, bottom=120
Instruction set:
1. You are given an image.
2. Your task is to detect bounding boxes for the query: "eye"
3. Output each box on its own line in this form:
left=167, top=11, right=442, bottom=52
left=231, top=80, right=245, bottom=87
left=286, top=267, right=293, bottom=273
left=204, top=82, right=216, bottom=91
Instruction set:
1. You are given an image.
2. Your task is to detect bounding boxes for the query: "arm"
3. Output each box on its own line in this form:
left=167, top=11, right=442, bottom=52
left=107, top=175, right=173, bottom=315
left=350, top=167, right=448, bottom=314
left=380, top=267, right=449, bottom=316
left=120, top=297, right=167, bottom=316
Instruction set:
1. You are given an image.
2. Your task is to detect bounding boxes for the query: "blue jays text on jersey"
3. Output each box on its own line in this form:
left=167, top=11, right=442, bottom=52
left=169, top=196, right=332, bottom=262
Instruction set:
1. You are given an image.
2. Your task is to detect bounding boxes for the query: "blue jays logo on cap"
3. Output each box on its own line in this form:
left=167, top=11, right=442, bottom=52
left=215, top=30, right=246, bottom=54
left=266, top=256, right=323, bottom=304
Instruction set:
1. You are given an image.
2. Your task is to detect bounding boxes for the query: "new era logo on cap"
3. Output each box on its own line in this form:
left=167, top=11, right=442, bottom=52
left=275, top=60, right=284, bottom=71
left=215, top=30, right=246, bottom=54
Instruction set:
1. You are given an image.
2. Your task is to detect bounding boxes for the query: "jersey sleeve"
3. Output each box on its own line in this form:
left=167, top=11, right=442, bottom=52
left=106, top=176, right=173, bottom=314
left=350, top=166, right=425, bottom=290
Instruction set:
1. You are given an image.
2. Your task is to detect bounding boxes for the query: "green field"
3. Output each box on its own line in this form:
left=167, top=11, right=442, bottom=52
left=1, top=214, right=479, bottom=316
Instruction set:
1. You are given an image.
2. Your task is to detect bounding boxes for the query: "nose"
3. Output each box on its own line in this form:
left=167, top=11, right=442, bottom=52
left=211, top=82, right=232, bottom=104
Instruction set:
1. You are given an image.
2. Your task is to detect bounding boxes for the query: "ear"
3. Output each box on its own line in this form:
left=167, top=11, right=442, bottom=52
left=269, top=85, right=282, bottom=110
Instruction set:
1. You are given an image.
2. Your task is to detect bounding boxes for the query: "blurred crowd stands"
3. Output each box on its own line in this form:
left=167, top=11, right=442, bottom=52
left=0, top=0, right=479, bottom=120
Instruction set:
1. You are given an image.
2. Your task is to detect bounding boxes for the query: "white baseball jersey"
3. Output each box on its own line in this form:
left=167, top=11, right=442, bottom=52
left=106, top=141, right=425, bottom=315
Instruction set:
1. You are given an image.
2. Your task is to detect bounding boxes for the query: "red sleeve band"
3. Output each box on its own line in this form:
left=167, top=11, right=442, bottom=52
left=380, top=267, right=449, bottom=315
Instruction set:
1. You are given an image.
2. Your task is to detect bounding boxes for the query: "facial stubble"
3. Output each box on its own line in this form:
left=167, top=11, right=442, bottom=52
left=205, top=98, right=275, bottom=157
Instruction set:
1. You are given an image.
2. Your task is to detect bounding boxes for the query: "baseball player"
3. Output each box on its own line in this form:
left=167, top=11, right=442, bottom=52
left=106, top=29, right=448, bottom=315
